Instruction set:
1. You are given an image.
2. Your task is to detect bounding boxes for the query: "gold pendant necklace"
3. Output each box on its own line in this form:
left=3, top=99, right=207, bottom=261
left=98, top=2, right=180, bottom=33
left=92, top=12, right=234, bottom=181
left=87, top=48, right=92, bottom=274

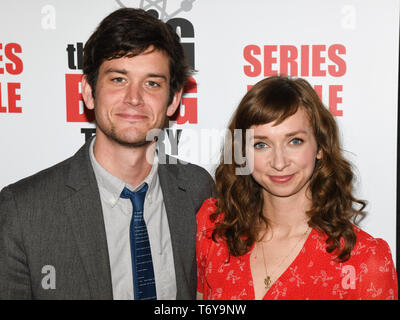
left=264, top=276, right=272, bottom=290
left=260, top=226, right=311, bottom=290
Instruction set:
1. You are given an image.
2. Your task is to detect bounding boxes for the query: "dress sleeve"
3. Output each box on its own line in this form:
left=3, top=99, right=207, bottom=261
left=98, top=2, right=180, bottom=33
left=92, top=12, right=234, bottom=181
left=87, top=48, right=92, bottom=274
left=358, top=239, right=398, bottom=300
left=196, top=198, right=217, bottom=295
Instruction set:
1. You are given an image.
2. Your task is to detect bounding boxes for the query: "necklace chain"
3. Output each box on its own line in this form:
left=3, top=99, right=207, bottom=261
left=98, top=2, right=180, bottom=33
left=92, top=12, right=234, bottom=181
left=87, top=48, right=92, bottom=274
left=259, top=226, right=311, bottom=290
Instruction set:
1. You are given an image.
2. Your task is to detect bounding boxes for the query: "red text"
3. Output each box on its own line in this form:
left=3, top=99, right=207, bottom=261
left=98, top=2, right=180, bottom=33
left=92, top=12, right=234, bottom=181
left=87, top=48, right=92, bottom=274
left=0, top=43, right=23, bottom=113
left=243, top=44, right=346, bottom=77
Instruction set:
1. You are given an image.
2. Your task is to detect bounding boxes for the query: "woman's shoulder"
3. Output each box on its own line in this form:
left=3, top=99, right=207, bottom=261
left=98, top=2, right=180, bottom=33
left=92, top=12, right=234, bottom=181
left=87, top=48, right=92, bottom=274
left=354, top=226, right=389, bottom=249
left=310, top=225, right=393, bottom=261
left=352, top=226, right=393, bottom=256
left=197, top=197, right=217, bottom=219
left=197, top=197, right=218, bottom=214
left=196, top=197, right=219, bottom=233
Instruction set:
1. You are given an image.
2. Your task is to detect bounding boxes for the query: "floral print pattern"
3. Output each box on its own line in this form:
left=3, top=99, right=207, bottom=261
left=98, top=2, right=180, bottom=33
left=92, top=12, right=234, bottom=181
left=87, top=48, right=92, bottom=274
left=197, top=198, right=398, bottom=300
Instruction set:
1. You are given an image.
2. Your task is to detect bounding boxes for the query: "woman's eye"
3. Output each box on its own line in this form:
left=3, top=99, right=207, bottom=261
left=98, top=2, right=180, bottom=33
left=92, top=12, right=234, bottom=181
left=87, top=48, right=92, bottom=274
left=254, top=142, right=268, bottom=149
left=290, top=138, right=304, bottom=145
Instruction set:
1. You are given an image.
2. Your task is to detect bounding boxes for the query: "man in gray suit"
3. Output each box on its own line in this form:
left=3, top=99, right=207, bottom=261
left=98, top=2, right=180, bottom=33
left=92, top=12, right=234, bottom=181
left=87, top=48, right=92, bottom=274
left=0, top=8, right=215, bottom=300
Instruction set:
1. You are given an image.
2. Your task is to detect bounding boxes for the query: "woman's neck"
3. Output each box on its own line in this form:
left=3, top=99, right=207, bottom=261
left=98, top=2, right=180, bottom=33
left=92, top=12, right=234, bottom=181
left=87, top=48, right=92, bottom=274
left=260, top=189, right=311, bottom=240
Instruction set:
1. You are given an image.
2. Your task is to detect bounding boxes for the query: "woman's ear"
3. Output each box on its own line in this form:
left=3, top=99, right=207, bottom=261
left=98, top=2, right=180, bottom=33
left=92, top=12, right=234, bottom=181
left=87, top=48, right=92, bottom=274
left=316, top=148, right=323, bottom=160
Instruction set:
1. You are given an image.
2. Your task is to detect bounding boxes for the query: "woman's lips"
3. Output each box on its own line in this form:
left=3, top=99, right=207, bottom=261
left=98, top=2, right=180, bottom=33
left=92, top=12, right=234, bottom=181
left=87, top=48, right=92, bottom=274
left=269, top=174, right=294, bottom=183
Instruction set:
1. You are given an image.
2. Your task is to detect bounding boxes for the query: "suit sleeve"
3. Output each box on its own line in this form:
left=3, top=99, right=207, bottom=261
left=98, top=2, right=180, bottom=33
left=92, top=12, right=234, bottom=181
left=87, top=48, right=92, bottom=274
left=0, top=186, right=32, bottom=299
left=190, top=164, right=216, bottom=211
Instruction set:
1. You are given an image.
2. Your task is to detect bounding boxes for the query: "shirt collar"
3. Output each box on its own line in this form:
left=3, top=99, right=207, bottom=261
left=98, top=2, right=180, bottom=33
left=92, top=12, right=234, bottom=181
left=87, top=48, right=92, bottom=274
left=89, top=137, right=158, bottom=207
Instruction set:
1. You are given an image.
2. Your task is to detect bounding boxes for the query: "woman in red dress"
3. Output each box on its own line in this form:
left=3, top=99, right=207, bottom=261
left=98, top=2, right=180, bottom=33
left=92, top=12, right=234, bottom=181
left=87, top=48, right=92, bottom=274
left=196, top=76, right=398, bottom=300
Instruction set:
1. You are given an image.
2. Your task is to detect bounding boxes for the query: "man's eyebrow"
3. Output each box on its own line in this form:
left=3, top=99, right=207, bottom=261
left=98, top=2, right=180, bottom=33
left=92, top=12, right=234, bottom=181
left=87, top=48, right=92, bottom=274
left=103, top=69, right=168, bottom=81
left=147, top=73, right=168, bottom=81
left=104, top=68, right=128, bottom=75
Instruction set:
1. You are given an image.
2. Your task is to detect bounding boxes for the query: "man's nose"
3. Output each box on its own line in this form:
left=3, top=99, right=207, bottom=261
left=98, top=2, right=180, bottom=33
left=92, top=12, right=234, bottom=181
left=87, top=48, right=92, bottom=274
left=124, top=83, right=144, bottom=106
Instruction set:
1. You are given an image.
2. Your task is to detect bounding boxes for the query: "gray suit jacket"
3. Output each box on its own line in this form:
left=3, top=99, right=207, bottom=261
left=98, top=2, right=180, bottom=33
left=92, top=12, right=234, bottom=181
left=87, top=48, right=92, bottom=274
left=0, top=138, right=215, bottom=299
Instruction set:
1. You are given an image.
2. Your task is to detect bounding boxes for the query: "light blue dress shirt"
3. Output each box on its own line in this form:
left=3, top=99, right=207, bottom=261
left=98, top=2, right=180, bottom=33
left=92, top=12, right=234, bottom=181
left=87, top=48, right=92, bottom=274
left=89, top=138, right=177, bottom=299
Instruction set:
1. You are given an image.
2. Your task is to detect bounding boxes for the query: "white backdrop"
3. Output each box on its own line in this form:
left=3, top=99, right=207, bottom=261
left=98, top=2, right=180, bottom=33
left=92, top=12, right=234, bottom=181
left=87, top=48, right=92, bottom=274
left=0, top=0, right=398, bottom=262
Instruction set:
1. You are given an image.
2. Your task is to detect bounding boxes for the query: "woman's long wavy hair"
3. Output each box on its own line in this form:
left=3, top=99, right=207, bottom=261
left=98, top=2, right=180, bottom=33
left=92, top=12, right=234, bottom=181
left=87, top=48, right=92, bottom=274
left=212, top=75, right=366, bottom=262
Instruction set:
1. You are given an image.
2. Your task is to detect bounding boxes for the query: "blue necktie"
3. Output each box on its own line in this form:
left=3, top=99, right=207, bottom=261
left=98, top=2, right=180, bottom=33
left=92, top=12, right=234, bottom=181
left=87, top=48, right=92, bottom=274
left=120, top=183, right=157, bottom=300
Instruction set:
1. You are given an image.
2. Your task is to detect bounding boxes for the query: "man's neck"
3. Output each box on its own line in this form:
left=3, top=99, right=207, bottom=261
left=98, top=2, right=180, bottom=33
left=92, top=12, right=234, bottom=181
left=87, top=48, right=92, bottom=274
left=93, top=133, right=155, bottom=188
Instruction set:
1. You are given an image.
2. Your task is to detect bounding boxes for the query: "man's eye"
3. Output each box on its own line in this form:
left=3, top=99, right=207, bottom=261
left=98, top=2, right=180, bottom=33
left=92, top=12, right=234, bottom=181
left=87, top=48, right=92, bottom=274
left=111, top=77, right=126, bottom=84
left=146, top=81, right=160, bottom=88
left=254, top=142, right=268, bottom=149
left=290, top=138, right=304, bottom=145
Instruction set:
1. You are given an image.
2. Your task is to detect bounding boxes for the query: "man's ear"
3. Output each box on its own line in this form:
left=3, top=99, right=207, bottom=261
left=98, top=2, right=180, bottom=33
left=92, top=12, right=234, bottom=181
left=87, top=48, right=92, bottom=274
left=81, top=75, right=95, bottom=110
left=166, top=89, right=183, bottom=117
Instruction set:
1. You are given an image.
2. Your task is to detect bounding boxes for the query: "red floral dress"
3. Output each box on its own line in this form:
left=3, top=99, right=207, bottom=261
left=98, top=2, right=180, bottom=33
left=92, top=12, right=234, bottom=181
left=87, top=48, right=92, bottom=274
left=196, top=198, right=398, bottom=300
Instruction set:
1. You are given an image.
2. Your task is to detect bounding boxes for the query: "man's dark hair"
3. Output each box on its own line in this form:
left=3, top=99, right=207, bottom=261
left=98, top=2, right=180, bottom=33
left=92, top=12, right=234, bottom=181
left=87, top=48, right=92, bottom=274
left=83, top=8, right=190, bottom=104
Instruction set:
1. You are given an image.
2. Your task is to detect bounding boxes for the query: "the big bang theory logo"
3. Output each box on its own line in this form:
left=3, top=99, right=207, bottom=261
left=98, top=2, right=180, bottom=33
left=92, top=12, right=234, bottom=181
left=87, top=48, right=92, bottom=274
left=243, top=44, right=347, bottom=116
left=0, top=43, right=23, bottom=114
left=65, top=6, right=197, bottom=141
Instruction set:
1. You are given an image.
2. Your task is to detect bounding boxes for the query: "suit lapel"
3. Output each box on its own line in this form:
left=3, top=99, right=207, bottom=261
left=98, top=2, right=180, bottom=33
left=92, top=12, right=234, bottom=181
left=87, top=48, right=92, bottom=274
left=64, top=139, right=113, bottom=299
left=158, top=160, right=197, bottom=299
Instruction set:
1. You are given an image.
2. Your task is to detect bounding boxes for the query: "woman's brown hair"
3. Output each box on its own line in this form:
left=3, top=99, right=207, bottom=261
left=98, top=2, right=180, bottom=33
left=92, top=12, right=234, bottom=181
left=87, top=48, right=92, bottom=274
left=212, top=75, right=366, bottom=262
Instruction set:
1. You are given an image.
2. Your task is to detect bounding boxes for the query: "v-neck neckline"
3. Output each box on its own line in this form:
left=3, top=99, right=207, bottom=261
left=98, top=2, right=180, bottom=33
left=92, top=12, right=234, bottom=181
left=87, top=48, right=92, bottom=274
left=248, top=227, right=315, bottom=300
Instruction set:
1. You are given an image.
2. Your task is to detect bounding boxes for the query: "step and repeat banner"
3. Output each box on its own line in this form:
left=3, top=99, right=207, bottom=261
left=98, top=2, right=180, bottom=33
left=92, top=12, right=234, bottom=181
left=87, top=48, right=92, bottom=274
left=0, top=0, right=399, bottom=260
